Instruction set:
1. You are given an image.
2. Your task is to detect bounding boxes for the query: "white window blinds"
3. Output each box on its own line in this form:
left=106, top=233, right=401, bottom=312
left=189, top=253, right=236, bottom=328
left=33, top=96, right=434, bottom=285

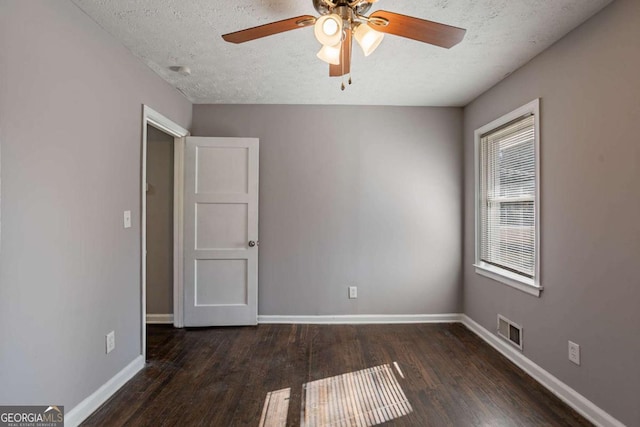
left=479, top=115, right=536, bottom=278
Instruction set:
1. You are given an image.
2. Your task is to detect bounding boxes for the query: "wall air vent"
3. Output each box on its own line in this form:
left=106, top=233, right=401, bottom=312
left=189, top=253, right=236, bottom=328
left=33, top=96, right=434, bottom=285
left=497, top=314, right=523, bottom=350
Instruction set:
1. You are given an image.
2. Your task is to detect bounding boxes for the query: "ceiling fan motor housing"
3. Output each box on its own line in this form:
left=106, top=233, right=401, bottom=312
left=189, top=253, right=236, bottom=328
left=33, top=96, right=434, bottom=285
left=313, top=0, right=372, bottom=16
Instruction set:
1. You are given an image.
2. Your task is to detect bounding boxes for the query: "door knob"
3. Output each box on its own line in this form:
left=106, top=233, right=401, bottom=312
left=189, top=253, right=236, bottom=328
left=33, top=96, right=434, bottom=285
left=248, top=241, right=256, bottom=247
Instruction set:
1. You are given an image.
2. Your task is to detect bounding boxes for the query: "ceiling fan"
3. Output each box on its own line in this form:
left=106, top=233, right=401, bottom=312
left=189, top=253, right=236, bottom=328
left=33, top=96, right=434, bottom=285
left=222, top=0, right=466, bottom=88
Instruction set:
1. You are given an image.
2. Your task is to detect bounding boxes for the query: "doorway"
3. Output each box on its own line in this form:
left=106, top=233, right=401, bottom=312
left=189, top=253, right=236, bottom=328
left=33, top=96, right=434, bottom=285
left=141, top=105, right=189, bottom=360
left=146, top=125, right=175, bottom=325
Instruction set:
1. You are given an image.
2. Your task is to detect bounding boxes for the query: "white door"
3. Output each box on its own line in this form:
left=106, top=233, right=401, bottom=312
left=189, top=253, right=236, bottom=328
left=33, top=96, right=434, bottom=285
left=183, top=137, right=259, bottom=326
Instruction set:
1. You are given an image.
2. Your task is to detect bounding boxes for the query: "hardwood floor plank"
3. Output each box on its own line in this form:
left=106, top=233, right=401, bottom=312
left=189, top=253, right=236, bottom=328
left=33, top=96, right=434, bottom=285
left=81, top=324, right=592, bottom=426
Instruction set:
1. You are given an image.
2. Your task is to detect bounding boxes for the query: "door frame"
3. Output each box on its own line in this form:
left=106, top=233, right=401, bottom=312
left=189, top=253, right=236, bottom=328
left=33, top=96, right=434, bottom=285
left=141, top=105, right=189, bottom=359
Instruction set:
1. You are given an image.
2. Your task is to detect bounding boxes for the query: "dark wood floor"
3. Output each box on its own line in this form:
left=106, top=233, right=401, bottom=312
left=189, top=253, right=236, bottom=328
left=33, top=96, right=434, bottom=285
left=83, top=323, right=591, bottom=426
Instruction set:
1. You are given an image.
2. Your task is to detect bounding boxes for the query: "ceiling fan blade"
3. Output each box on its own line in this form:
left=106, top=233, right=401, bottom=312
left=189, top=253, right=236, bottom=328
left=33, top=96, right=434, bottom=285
left=329, top=28, right=352, bottom=77
left=222, top=15, right=316, bottom=44
left=369, top=10, right=466, bottom=49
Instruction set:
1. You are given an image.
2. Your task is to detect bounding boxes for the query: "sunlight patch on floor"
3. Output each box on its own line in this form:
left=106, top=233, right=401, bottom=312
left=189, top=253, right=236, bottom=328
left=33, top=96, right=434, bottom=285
left=301, top=364, right=412, bottom=427
left=258, top=388, right=291, bottom=427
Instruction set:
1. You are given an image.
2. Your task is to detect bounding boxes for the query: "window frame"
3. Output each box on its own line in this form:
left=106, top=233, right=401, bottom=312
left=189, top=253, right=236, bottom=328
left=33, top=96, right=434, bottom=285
left=474, top=99, right=542, bottom=297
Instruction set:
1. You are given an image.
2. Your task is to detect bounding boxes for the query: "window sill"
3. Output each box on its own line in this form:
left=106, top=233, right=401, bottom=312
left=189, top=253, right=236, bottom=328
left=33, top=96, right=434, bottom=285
left=474, top=263, right=542, bottom=297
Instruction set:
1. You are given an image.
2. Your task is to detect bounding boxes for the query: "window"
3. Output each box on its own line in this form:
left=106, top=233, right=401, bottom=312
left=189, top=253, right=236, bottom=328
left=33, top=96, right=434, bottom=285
left=474, top=99, right=541, bottom=296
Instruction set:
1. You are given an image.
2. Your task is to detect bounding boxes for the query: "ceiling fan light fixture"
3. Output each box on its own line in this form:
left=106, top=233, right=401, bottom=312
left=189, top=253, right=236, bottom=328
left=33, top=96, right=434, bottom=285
left=316, top=44, right=341, bottom=65
left=314, top=14, right=343, bottom=46
left=354, top=23, right=384, bottom=56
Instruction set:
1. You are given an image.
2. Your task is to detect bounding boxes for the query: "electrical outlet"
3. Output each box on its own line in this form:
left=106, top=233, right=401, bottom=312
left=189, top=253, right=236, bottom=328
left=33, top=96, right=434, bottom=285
left=349, top=286, right=357, bottom=299
left=106, top=331, right=116, bottom=354
left=568, top=341, right=580, bottom=365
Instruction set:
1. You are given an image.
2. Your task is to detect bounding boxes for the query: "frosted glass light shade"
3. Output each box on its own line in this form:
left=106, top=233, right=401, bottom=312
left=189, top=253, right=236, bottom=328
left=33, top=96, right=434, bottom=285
left=314, top=14, right=343, bottom=47
left=317, top=44, right=341, bottom=65
left=354, top=23, right=384, bottom=56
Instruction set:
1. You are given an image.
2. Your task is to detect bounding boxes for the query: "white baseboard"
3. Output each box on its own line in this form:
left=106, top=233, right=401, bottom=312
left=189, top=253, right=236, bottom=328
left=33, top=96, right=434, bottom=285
left=258, top=313, right=462, bottom=324
left=65, top=355, right=144, bottom=427
left=460, top=315, right=625, bottom=427
left=146, top=313, right=174, bottom=324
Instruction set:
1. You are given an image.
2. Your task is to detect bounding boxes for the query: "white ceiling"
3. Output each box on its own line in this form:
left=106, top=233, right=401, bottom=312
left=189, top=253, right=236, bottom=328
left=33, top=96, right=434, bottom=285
left=71, top=0, right=613, bottom=106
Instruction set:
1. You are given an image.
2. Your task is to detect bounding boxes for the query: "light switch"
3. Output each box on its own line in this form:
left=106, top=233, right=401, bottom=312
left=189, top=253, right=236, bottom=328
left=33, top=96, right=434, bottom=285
left=123, top=210, right=132, bottom=229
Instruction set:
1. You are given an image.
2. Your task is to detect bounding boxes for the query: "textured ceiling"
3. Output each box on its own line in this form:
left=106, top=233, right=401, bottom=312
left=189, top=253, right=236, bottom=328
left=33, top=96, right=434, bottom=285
left=71, top=0, right=613, bottom=106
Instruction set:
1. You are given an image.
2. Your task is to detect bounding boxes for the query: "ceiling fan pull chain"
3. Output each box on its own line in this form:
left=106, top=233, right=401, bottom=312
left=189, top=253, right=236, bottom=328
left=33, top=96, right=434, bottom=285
left=340, top=37, right=346, bottom=90
left=346, top=26, right=352, bottom=87
left=342, top=40, right=345, bottom=87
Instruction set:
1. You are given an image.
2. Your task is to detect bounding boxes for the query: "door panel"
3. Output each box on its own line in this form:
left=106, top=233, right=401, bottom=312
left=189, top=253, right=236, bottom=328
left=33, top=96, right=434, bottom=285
left=195, top=259, right=247, bottom=305
left=196, top=147, right=249, bottom=194
left=195, top=203, right=248, bottom=250
left=184, top=137, right=258, bottom=326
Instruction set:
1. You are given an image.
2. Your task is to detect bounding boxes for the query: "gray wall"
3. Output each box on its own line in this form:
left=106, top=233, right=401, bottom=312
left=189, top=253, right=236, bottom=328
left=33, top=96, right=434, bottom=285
left=0, top=0, right=191, bottom=410
left=146, top=126, right=174, bottom=315
left=193, top=105, right=463, bottom=316
left=462, top=0, right=640, bottom=425
left=3, top=0, right=634, bottom=424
